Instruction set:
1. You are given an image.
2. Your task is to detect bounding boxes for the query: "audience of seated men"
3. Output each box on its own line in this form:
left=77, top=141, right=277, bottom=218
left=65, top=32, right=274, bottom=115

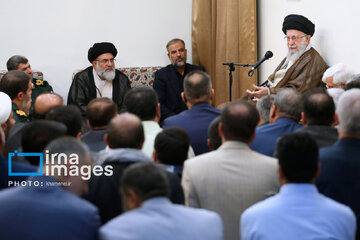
left=100, top=162, right=223, bottom=240
left=316, top=89, right=360, bottom=239
left=81, top=97, right=117, bottom=152
left=0, top=137, right=100, bottom=240
left=0, top=70, right=33, bottom=124
left=296, top=88, right=338, bottom=147
left=256, top=95, right=274, bottom=126
left=251, top=88, right=303, bottom=157
left=153, top=127, right=190, bottom=178
left=322, top=63, right=356, bottom=89
left=85, top=113, right=183, bottom=224
left=241, top=132, right=356, bottom=240
left=163, top=70, right=221, bottom=155
left=182, top=100, right=279, bottom=240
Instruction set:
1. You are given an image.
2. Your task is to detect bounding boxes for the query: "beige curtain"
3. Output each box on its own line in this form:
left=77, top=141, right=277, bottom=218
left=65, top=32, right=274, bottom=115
left=192, top=0, right=257, bottom=106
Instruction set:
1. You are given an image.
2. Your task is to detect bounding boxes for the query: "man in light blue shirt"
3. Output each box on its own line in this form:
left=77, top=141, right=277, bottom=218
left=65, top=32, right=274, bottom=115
left=100, top=162, right=223, bottom=240
left=241, top=132, right=356, bottom=240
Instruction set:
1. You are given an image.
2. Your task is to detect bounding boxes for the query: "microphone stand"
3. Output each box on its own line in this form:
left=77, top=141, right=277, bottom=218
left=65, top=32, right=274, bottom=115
left=223, top=62, right=251, bottom=102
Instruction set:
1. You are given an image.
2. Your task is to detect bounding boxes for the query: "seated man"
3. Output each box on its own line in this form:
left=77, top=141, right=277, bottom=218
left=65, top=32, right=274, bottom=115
left=316, top=89, right=360, bottom=239
left=251, top=89, right=303, bottom=157
left=100, top=162, right=223, bottom=240
left=33, top=93, right=64, bottom=120
left=163, top=70, right=221, bottom=155
left=67, top=42, right=131, bottom=116
left=0, top=137, right=100, bottom=240
left=246, top=14, right=326, bottom=100
left=0, top=71, right=33, bottom=123
left=322, top=63, right=356, bottom=89
left=256, top=95, right=274, bottom=126
left=153, top=38, right=203, bottom=123
left=241, top=132, right=356, bottom=240
left=7, top=55, right=53, bottom=107
left=296, top=88, right=338, bottom=148
left=82, top=97, right=117, bottom=152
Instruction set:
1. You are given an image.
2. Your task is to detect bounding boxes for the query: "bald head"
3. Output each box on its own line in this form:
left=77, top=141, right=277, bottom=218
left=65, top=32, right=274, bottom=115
left=106, top=113, right=144, bottom=149
left=183, top=70, right=212, bottom=104
left=34, top=93, right=64, bottom=119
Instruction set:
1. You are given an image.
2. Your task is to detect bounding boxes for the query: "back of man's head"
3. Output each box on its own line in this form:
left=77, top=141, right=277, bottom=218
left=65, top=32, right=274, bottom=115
left=124, top=87, right=158, bottom=121
left=0, top=70, right=31, bottom=100
left=121, top=162, right=170, bottom=210
left=275, top=132, right=318, bottom=183
left=86, top=97, right=117, bottom=129
left=33, top=93, right=64, bottom=120
left=106, top=113, right=144, bottom=149
left=21, top=120, right=67, bottom=165
left=183, top=70, right=212, bottom=104
left=154, top=127, right=189, bottom=166
left=256, top=95, right=274, bottom=124
left=337, top=89, right=360, bottom=136
left=6, top=55, right=28, bottom=71
left=207, top=116, right=221, bottom=150
left=44, top=137, right=91, bottom=196
left=221, top=100, right=259, bottom=143
left=303, top=88, right=335, bottom=126
left=46, top=105, right=82, bottom=137
left=274, top=89, right=303, bottom=121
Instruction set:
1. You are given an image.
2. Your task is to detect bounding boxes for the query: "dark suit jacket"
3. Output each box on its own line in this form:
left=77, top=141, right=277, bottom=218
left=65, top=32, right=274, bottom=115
left=81, top=129, right=107, bottom=152
left=153, top=63, right=203, bottom=122
left=316, top=138, right=360, bottom=240
left=163, top=103, right=221, bottom=155
left=295, top=125, right=338, bottom=148
left=251, top=117, right=303, bottom=157
left=0, top=175, right=100, bottom=240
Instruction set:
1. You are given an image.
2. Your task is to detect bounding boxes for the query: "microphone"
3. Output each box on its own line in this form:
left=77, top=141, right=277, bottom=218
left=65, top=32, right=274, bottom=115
left=248, top=51, right=273, bottom=76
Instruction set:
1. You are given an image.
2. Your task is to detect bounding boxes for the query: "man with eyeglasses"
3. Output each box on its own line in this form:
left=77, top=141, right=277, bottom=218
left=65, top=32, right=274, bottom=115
left=153, top=38, right=204, bottom=123
left=68, top=42, right=131, bottom=116
left=246, top=14, right=326, bottom=101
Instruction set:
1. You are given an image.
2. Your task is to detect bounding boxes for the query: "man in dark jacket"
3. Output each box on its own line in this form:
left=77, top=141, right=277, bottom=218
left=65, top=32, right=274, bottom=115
left=67, top=42, right=131, bottom=116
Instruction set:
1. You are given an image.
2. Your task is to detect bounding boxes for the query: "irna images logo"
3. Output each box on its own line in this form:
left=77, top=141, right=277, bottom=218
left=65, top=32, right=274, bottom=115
left=8, top=150, right=113, bottom=180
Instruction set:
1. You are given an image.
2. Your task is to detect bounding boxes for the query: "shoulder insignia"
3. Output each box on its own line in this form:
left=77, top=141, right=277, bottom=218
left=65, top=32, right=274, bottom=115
left=15, top=110, right=27, bottom=117
left=35, top=79, right=44, bottom=86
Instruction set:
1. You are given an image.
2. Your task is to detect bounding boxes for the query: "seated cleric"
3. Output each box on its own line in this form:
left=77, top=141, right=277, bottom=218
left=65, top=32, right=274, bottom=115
left=246, top=14, right=326, bottom=100
left=67, top=42, right=131, bottom=116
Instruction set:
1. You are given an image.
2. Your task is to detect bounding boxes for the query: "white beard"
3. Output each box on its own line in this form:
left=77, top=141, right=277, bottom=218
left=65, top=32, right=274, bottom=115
left=95, top=63, right=116, bottom=81
left=287, top=38, right=307, bottom=63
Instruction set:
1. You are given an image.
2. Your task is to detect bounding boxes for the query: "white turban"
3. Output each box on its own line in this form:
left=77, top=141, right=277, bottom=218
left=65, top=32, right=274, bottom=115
left=0, top=92, right=12, bottom=125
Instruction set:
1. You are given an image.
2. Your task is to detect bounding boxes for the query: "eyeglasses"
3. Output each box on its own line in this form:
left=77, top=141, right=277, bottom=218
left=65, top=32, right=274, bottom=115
left=283, top=35, right=307, bottom=41
left=95, top=58, right=116, bottom=64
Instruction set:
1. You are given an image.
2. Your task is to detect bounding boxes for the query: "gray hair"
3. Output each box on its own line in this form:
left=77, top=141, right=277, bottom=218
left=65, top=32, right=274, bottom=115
left=274, top=89, right=303, bottom=120
left=322, top=63, right=356, bottom=85
left=256, top=95, right=274, bottom=123
left=166, top=38, right=185, bottom=52
left=7, top=55, right=29, bottom=71
left=337, top=89, right=360, bottom=135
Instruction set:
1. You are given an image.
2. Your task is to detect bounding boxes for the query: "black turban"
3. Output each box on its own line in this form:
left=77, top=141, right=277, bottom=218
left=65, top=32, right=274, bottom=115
left=282, top=14, right=315, bottom=36
left=88, top=42, right=117, bottom=63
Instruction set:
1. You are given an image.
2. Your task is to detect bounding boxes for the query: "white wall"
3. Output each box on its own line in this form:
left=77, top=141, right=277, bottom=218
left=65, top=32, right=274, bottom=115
left=258, top=0, right=360, bottom=84
left=0, top=0, right=192, bottom=101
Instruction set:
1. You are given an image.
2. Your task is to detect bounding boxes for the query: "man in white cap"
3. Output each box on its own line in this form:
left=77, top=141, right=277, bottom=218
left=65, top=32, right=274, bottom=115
left=246, top=14, right=326, bottom=100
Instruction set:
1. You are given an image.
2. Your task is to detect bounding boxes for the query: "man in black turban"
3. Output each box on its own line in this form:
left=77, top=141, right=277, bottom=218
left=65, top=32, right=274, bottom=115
left=246, top=14, right=326, bottom=100
left=67, top=42, right=131, bottom=120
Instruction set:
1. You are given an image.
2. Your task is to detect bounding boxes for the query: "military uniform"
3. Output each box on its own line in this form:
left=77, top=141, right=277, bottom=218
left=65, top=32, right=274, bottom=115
left=12, top=103, right=30, bottom=124
left=31, top=78, right=53, bottom=104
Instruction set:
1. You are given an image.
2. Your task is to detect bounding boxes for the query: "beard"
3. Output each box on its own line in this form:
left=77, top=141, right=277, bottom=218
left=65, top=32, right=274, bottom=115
left=287, top=37, right=307, bottom=63
left=95, top=63, right=116, bottom=81
left=171, top=56, right=186, bottom=68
